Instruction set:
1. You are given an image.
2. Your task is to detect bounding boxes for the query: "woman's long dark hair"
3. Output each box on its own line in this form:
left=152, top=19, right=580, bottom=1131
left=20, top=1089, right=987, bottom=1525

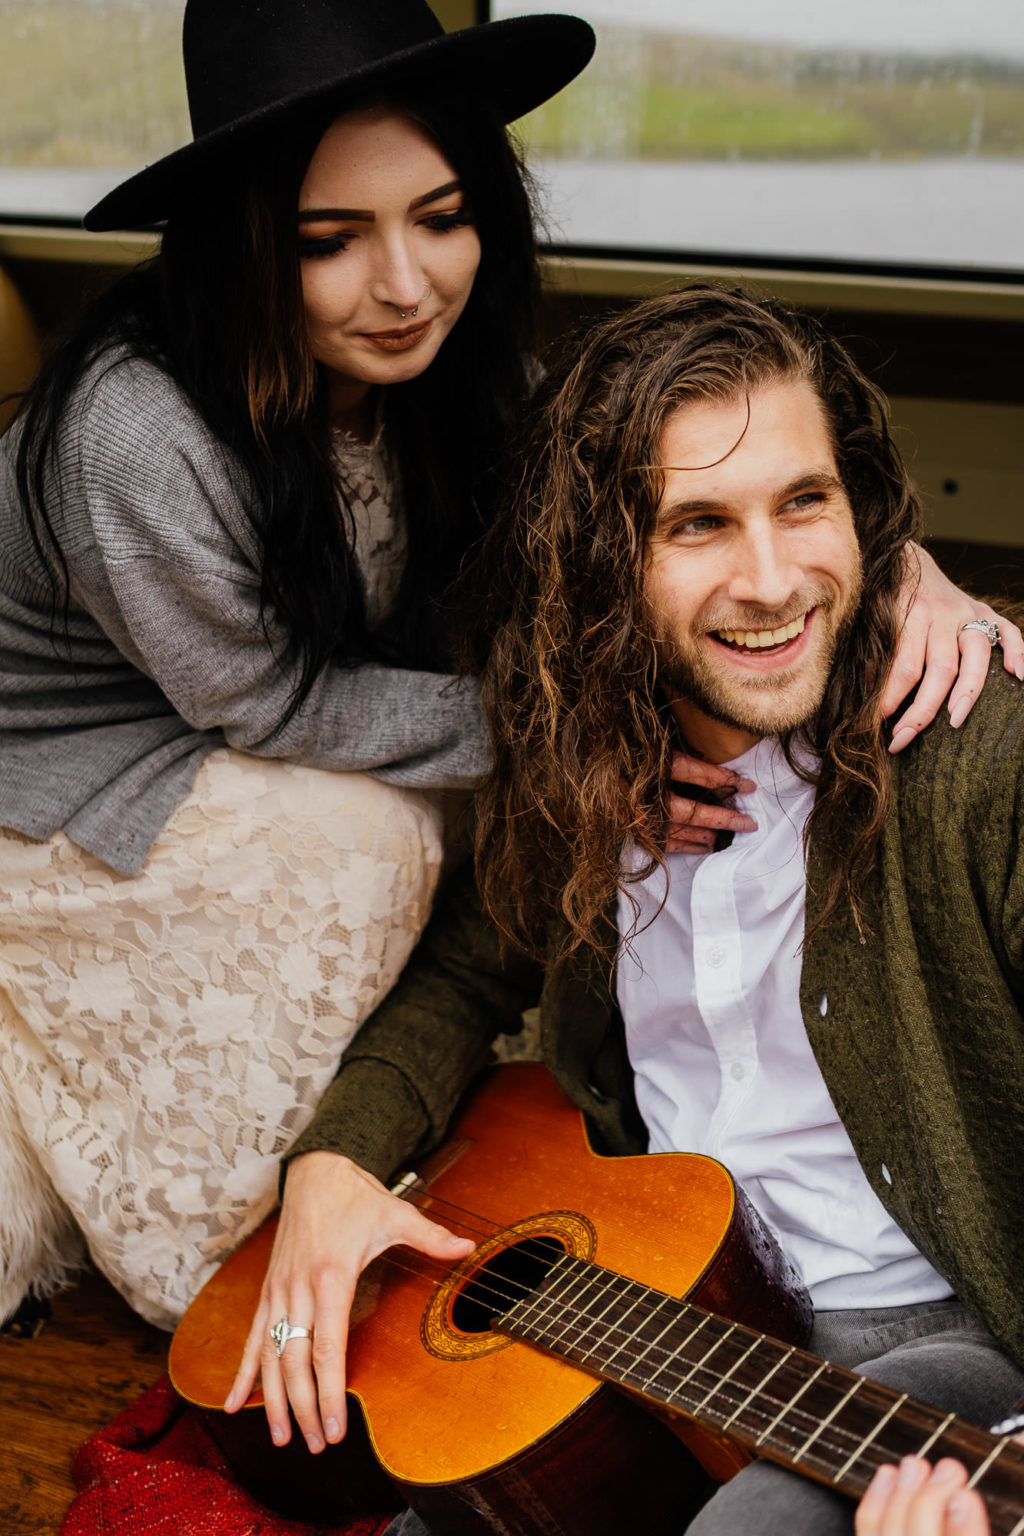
left=12, top=81, right=539, bottom=696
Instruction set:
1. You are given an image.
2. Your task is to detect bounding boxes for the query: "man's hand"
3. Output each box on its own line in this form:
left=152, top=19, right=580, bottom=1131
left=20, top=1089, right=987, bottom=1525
left=885, top=544, right=1024, bottom=754
left=856, top=1452, right=1021, bottom=1536
left=667, top=750, right=758, bottom=853
left=223, top=1151, right=474, bottom=1452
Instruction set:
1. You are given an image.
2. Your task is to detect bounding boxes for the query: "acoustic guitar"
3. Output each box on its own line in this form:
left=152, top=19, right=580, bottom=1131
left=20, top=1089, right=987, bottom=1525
left=171, top=1064, right=1024, bottom=1535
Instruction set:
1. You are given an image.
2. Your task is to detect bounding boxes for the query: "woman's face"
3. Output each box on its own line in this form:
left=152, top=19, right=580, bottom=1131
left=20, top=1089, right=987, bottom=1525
left=298, top=105, right=482, bottom=418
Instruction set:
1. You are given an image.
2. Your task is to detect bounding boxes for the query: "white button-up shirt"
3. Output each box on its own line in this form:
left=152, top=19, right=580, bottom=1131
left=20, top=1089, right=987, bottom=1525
left=616, top=737, right=951, bottom=1309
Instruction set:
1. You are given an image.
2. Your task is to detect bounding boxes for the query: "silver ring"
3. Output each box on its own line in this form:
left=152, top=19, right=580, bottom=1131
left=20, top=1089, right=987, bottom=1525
left=959, top=618, right=1000, bottom=646
left=270, top=1316, right=312, bottom=1357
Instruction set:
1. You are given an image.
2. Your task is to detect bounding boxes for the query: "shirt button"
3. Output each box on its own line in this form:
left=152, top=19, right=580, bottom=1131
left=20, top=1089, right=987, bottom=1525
left=819, top=994, right=829, bottom=1017
left=707, top=946, right=726, bottom=968
left=730, top=1061, right=745, bottom=1081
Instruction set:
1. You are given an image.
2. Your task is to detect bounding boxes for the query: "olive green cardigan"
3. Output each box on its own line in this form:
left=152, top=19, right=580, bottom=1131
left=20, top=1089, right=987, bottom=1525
left=289, top=658, right=1024, bottom=1366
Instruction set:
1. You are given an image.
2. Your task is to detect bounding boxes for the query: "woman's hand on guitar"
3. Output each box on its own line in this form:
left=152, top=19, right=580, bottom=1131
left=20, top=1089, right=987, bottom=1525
left=856, top=1457, right=989, bottom=1535
left=666, top=750, right=757, bottom=853
left=223, top=1150, right=475, bottom=1453
left=884, top=543, right=1024, bottom=755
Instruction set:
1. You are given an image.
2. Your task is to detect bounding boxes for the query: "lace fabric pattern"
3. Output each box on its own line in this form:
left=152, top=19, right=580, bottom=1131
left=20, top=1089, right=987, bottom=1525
left=0, top=750, right=443, bottom=1328
left=332, top=416, right=408, bottom=630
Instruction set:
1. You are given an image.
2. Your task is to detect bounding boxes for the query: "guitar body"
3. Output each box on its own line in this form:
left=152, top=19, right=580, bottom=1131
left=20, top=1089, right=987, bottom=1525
left=172, top=1064, right=812, bottom=1534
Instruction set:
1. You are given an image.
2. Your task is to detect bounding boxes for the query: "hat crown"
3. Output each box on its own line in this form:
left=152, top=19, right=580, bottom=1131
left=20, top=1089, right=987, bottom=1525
left=183, top=0, right=446, bottom=139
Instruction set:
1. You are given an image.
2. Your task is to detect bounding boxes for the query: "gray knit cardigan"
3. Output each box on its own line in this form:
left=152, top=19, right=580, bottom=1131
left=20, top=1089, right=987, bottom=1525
left=0, top=351, right=488, bottom=874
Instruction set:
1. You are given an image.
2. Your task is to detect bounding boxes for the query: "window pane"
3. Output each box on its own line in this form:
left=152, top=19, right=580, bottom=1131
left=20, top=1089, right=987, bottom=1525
left=0, top=0, right=188, bottom=220
left=493, top=0, right=1024, bottom=276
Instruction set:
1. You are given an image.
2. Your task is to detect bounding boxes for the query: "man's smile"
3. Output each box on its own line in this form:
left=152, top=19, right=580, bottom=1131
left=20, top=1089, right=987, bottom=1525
left=713, top=611, right=808, bottom=652
left=706, top=609, right=816, bottom=667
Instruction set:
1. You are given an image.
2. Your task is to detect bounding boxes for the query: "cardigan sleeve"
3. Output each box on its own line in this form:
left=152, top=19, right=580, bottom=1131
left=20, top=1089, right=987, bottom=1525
left=284, top=863, right=544, bottom=1182
left=50, top=354, right=490, bottom=790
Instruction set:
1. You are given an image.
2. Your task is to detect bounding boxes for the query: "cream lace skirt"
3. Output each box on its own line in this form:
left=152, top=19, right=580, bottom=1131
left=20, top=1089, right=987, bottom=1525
left=0, top=750, right=443, bottom=1329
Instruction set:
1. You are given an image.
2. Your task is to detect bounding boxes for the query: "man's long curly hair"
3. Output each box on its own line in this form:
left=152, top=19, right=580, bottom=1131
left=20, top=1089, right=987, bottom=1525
left=470, top=286, right=923, bottom=961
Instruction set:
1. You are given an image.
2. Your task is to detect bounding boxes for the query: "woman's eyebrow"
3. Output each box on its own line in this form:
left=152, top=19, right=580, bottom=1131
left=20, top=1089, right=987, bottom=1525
left=298, top=206, right=372, bottom=222
left=297, top=181, right=463, bottom=224
left=409, top=179, right=462, bottom=211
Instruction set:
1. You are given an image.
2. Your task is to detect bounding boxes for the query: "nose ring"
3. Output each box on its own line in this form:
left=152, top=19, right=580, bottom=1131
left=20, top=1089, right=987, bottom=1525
left=398, top=283, right=432, bottom=321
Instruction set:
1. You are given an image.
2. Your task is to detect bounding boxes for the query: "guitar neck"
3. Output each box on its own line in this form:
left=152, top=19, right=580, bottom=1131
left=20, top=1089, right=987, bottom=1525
left=497, top=1252, right=1024, bottom=1535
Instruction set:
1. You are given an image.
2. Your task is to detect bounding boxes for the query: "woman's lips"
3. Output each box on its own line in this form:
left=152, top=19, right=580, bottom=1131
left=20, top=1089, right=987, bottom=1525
left=362, top=320, right=432, bottom=352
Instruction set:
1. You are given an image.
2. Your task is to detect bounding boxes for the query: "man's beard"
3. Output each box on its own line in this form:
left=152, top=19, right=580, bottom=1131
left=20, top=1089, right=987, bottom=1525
left=656, top=579, right=862, bottom=743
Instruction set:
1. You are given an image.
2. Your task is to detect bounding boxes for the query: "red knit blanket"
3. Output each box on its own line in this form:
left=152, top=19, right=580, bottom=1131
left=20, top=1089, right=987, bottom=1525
left=61, top=1376, right=394, bottom=1536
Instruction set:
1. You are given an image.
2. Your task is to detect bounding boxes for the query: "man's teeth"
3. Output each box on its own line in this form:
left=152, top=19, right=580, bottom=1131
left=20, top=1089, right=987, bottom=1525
left=716, top=614, right=807, bottom=649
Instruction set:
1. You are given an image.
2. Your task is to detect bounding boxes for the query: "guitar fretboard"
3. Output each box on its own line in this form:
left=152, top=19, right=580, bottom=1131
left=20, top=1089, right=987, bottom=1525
left=498, top=1252, right=1024, bottom=1534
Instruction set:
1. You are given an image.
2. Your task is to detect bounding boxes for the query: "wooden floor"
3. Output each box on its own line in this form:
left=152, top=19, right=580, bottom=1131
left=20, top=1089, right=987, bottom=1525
left=0, top=1270, right=168, bottom=1536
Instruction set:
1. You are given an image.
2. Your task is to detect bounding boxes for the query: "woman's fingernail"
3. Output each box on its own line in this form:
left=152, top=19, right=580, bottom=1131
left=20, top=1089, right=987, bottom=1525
left=888, top=725, right=915, bottom=754
left=224, top=1388, right=239, bottom=1412
left=306, top=1432, right=324, bottom=1454
left=899, top=1456, right=924, bottom=1484
left=1015, top=658, right=1024, bottom=682
left=270, top=1423, right=287, bottom=1445
left=949, top=1494, right=974, bottom=1524
left=325, top=1417, right=340, bottom=1441
left=948, top=697, right=971, bottom=729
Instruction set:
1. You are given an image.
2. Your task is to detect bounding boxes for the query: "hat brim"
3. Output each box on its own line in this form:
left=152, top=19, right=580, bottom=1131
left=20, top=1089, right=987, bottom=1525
left=83, top=13, right=595, bottom=231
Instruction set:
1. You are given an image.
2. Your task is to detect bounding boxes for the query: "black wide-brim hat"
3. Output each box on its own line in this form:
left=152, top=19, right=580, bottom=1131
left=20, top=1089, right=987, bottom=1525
left=83, top=0, right=595, bottom=231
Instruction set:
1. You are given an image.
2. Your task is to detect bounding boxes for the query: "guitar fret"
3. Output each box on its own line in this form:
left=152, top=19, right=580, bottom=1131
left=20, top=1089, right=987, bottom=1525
left=665, top=1322, right=737, bottom=1406
left=516, top=1258, right=639, bottom=1358
left=499, top=1256, right=1024, bottom=1535
left=916, top=1412, right=957, bottom=1461
left=565, top=1273, right=673, bottom=1374
left=967, top=1438, right=1011, bottom=1493
left=566, top=1269, right=650, bottom=1360
left=755, top=1360, right=827, bottom=1447
left=605, top=1292, right=683, bottom=1379
left=525, top=1253, right=595, bottom=1339
left=579, top=1295, right=666, bottom=1372
left=515, top=1256, right=593, bottom=1338
left=512, top=1267, right=916, bottom=1484
left=831, top=1392, right=909, bottom=1483
left=721, top=1346, right=794, bottom=1432
left=576, top=1276, right=648, bottom=1364
left=692, top=1333, right=759, bottom=1416
left=791, top=1378, right=864, bottom=1465
left=643, top=1314, right=713, bottom=1396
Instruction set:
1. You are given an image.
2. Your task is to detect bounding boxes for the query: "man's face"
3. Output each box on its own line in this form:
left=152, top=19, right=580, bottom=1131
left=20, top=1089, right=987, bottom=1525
left=645, top=376, right=863, bottom=762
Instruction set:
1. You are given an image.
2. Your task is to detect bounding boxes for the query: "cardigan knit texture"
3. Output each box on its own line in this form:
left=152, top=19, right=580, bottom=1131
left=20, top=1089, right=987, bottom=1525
left=0, top=350, right=488, bottom=873
left=290, top=656, right=1024, bottom=1369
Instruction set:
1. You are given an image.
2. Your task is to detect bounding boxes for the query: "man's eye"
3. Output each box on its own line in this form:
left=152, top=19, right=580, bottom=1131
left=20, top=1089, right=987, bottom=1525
left=675, top=515, right=719, bottom=536
left=788, top=493, right=824, bottom=511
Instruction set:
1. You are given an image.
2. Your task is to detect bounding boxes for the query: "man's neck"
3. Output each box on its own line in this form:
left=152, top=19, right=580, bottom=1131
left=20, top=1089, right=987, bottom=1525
left=669, top=696, right=763, bottom=765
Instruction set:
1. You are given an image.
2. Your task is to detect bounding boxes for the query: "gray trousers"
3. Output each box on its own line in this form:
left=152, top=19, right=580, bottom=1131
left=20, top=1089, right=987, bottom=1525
left=384, top=1299, right=1024, bottom=1536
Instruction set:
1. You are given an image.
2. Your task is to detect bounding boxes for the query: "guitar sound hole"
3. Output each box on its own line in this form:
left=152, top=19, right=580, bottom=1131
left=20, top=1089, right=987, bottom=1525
left=451, top=1235, right=566, bottom=1334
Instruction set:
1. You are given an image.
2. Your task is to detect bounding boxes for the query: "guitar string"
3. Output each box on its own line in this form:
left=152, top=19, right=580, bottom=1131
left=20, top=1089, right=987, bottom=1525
left=342, top=1189, right=1021, bottom=1487
left=359, top=1251, right=993, bottom=1500
left=358, top=1242, right=1008, bottom=1484
left=370, top=1191, right=1003, bottom=1469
